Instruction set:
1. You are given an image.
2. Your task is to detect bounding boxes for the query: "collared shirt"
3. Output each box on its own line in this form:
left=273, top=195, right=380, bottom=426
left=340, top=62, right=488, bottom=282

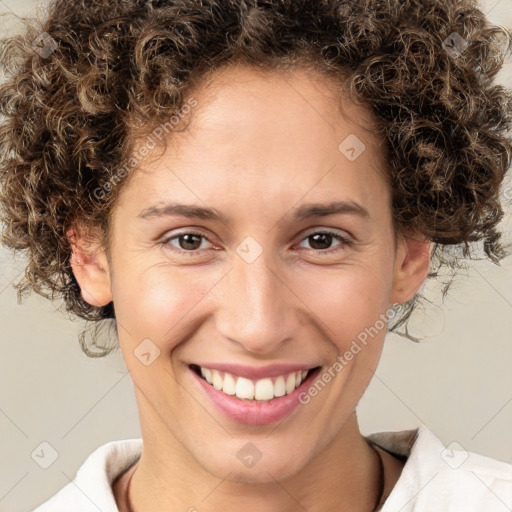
left=33, top=424, right=512, bottom=511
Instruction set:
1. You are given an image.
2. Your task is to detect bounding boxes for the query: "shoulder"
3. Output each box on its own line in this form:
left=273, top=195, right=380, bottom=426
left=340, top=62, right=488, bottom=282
left=32, top=438, right=142, bottom=512
left=367, top=425, right=512, bottom=512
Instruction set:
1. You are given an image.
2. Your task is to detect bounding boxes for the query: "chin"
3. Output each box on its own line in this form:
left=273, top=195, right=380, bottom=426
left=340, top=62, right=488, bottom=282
left=202, top=454, right=307, bottom=484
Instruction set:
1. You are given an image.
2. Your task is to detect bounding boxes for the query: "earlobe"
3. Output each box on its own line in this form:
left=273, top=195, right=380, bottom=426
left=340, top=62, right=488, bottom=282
left=391, top=232, right=432, bottom=305
left=66, top=227, right=113, bottom=307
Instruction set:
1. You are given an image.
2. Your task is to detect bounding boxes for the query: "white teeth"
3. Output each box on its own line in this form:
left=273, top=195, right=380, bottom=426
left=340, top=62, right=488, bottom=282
left=197, top=366, right=312, bottom=401
left=254, top=378, right=274, bottom=400
left=222, top=372, right=236, bottom=395
left=235, top=377, right=254, bottom=399
left=285, top=373, right=296, bottom=394
left=201, top=367, right=213, bottom=384
left=274, top=376, right=286, bottom=397
left=212, top=369, right=223, bottom=390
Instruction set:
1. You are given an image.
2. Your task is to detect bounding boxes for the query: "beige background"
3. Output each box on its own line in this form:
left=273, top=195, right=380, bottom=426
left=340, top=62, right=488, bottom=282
left=1, top=0, right=512, bottom=510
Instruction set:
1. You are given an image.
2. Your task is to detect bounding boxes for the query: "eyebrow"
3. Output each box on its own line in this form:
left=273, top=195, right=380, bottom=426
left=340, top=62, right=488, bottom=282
left=137, top=200, right=370, bottom=222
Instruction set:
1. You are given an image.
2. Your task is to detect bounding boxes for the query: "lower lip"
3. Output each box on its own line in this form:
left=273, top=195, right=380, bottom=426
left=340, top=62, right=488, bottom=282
left=190, top=367, right=321, bottom=425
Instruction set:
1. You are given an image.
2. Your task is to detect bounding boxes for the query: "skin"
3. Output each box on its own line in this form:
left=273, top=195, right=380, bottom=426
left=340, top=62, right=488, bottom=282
left=68, top=64, right=431, bottom=511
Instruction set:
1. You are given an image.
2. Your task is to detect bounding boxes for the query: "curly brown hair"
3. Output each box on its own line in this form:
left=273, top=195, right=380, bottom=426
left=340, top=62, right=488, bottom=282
left=1, top=0, right=511, bottom=357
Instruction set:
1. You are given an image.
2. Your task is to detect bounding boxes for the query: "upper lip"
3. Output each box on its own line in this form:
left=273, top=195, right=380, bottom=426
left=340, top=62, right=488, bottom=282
left=190, top=363, right=319, bottom=380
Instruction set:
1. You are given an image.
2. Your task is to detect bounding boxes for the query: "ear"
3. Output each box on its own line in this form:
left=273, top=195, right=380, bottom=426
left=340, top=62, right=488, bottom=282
left=390, top=231, right=432, bottom=305
left=66, top=226, right=113, bottom=307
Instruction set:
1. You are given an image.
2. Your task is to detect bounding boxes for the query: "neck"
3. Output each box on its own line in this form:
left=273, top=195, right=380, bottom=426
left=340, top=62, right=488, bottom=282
left=121, top=412, right=388, bottom=512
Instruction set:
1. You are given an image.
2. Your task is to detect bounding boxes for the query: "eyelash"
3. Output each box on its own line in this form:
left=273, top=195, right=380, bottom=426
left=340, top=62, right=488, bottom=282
left=160, top=229, right=353, bottom=256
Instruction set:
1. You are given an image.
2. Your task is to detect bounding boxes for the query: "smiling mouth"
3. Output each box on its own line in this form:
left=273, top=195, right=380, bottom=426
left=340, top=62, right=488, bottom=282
left=189, top=364, right=321, bottom=401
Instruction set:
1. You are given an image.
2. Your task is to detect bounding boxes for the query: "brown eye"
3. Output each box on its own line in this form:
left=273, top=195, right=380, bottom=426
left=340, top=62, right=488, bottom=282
left=298, top=230, right=352, bottom=252
left=307, top=233, right=335, bottom=250
left=177, top=233, right=203, bottom=250
left=163, top=232, right=213, bottom=253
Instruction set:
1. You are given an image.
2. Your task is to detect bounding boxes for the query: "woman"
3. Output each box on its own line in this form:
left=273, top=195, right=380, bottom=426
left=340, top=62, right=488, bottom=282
left=1, top=0, right=511, bottom=510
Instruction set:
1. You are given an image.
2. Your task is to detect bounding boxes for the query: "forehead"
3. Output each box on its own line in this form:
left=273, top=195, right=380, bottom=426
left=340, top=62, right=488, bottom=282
left=120, top=64, right=389, bottom=215
left=175, top=64, right=382, bottom=158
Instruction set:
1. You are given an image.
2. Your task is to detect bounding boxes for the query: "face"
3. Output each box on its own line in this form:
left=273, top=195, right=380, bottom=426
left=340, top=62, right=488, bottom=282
left=70, top=64, right=430, bottom=484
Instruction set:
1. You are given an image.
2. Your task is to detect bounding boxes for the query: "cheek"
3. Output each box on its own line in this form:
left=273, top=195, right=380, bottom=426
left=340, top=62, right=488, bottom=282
left=112, top=264, right=212, bottom=345
left=293, top=265, right=393, bottom=348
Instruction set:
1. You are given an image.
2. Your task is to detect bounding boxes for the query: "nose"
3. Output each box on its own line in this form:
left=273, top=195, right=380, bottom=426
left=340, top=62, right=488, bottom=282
left=214, top=247, right=300, bottom=354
